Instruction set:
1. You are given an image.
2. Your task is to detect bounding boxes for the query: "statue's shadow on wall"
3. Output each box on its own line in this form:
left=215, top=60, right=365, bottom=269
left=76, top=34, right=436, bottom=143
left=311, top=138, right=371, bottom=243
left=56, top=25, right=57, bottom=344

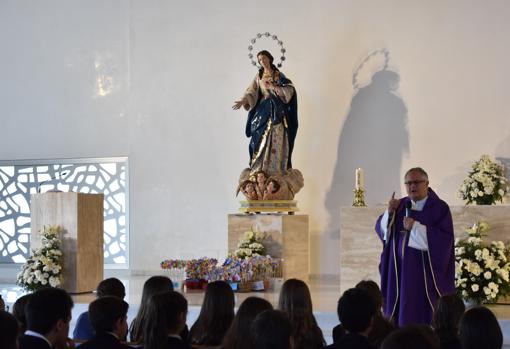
left=324, top=67, right=409, bottom=239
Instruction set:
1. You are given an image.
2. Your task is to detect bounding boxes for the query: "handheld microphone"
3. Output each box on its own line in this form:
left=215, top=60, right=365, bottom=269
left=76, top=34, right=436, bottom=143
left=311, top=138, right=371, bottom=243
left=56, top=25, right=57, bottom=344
left=405, top=201, right=412, bottom=217
left=37, top=171, right=69, bottom=193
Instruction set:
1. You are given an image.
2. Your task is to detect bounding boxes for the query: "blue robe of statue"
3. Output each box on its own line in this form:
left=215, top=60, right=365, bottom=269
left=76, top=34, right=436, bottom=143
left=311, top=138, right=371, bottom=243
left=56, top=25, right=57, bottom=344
left=244, top=71, right=298, bottom=175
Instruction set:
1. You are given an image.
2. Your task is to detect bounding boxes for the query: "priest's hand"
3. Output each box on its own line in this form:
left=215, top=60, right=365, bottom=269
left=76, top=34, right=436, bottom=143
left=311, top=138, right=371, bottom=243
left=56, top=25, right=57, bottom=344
left=388, top=191, right=399, bottom=214
left=403, top=217, right=415, bottom=231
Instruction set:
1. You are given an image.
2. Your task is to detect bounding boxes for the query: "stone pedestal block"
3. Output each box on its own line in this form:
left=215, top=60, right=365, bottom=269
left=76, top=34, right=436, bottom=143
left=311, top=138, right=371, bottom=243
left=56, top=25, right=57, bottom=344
left=228, top=214, right=309, bottom=281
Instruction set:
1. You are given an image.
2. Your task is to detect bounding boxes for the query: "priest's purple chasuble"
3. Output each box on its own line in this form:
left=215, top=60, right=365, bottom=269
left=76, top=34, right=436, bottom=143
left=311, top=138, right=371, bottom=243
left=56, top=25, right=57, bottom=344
left=375, top=188, right=455, bottom=326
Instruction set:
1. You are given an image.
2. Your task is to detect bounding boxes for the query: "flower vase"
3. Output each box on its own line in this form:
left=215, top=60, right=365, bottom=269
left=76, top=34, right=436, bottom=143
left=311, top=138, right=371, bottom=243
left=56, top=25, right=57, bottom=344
left=475, top=196, right=496, bottom=205
left=263, top=279, right=271, bottom=290
left=199, top=279, right=208, bottom=289
left=229, top=282, right=238, bottom=291
left=185, top=278, right=208, bottom=290
left=251, top=280, right=265, bottom=291
left=237, top=281, right=251, bottom=293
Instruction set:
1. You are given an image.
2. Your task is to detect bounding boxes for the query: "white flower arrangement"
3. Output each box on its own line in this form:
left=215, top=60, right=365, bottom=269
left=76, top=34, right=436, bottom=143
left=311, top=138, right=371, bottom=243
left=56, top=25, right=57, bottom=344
left=455, top=221, right=510, bottom=304
left=234, top=230, right=267, bottom=259
left=17, top=225, right=63, bottom=291
left=458, top=154, right=508, bottom=205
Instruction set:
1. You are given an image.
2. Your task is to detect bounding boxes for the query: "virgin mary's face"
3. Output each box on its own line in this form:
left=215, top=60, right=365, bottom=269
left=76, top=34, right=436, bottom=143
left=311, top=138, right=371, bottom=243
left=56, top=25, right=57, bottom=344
left=258, top=54, right=271, bottom=70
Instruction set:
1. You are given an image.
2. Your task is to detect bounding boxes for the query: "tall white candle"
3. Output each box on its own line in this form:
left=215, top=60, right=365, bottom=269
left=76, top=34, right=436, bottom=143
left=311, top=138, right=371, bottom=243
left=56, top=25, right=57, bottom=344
left=355, top=168, right=364, bottom=190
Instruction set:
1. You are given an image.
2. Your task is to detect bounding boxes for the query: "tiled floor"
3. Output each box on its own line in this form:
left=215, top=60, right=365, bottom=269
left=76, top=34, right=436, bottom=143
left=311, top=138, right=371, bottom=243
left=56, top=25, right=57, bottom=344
left=2, top=274, right=510, bottom=346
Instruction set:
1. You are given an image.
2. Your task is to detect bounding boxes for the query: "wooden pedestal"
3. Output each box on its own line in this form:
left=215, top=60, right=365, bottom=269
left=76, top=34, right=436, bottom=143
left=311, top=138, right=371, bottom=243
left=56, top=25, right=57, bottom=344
left=30, top=192, right=104, bottom=293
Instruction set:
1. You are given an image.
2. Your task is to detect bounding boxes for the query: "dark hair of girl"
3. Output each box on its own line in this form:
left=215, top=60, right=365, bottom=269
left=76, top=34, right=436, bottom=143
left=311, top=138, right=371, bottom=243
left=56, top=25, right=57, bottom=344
left=432, top=294, right=465, bottom=345
left=251, top=310, right=292, bottom=349
left=222, top=297, right=273, bottom=349
left=12, top=294, right=31, bottom=336
left=459, top=306, right=502, bottom=349
left=355, top=279, right=383, bottom=310
left=143, top=291, right=188, bottom=349
left=278, top=278, right=325, bottom=349
left=129, top=275, right=173, bottom=342
left=257, top=50, right=279, bottom=79
left=188, top=280, right=235, bottom=346
left=381, top=324, right=439, bottom=349
left=0, top=310, right=19, bottom=349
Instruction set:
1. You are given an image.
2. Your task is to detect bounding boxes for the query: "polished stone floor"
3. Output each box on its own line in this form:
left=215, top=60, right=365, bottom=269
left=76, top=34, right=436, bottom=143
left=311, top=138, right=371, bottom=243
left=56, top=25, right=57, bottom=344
left=2, top=274, right=510, bottom=347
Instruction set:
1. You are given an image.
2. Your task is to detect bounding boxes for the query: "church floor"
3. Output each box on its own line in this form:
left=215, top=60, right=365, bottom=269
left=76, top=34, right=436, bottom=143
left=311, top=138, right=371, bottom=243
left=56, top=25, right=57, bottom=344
left=2, top=274, right=510, bottom=346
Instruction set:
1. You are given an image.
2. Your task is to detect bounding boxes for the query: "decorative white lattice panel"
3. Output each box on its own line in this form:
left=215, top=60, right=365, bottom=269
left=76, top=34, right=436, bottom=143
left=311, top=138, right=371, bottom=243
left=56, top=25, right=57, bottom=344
left=0, top=159, right=128, bottom=266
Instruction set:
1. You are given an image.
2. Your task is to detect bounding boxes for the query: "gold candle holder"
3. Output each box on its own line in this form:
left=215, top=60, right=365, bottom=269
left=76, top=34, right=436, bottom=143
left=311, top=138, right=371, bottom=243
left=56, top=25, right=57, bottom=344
left=352, top=188, right=366, bottom=207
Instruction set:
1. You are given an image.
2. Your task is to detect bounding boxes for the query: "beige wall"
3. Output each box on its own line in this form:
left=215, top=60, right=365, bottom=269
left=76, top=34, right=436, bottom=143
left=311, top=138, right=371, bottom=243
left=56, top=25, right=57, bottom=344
left=1, top=0, right=509, bottom=277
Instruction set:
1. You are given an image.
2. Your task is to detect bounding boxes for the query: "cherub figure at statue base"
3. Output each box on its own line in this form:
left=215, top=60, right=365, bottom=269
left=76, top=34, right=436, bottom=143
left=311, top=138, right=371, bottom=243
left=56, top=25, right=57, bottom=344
left=254, top=170, right=268, bottom=199
left=239, top=179, right=259, bottom=200
left=236, top=168, right=304, bottom=214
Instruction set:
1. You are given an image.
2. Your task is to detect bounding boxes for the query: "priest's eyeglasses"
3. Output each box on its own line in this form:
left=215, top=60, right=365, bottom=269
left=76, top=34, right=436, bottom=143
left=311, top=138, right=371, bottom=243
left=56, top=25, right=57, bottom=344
left=404, top=180, right=426, bottom=186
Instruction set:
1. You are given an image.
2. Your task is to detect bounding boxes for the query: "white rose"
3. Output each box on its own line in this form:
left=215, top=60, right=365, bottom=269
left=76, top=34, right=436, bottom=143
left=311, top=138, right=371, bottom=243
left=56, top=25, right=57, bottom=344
left=41, top=279, right=48, bottom=285
left=49, top=276, right=60, bottom=287
left=484, top=287, right=491, bottom=295
left=484, top=271, right=492, bottom=280
left=471, top=284, right=479, bottom=292
left=497, top=269, right=509, bottom=282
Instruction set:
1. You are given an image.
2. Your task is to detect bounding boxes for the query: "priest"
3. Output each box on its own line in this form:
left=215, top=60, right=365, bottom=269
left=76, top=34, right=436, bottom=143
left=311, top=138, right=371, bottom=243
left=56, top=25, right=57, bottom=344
left=375, top=167, right=455, bottom=326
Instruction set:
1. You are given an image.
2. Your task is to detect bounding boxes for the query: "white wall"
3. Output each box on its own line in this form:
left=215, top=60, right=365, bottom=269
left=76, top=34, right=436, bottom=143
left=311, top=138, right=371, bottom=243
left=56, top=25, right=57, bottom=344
left=1, top=0, right=509, bottom=277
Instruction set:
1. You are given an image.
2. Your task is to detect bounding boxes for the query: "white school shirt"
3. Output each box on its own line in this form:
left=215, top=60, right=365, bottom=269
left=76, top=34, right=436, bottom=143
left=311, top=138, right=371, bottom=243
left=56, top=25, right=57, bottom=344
left=24, top=330, right=53, bottom=347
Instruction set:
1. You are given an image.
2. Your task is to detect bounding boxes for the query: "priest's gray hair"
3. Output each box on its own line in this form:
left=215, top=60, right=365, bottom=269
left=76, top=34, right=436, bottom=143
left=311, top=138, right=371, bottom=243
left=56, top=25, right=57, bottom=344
left=405, top=167, right=429, bottom=179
